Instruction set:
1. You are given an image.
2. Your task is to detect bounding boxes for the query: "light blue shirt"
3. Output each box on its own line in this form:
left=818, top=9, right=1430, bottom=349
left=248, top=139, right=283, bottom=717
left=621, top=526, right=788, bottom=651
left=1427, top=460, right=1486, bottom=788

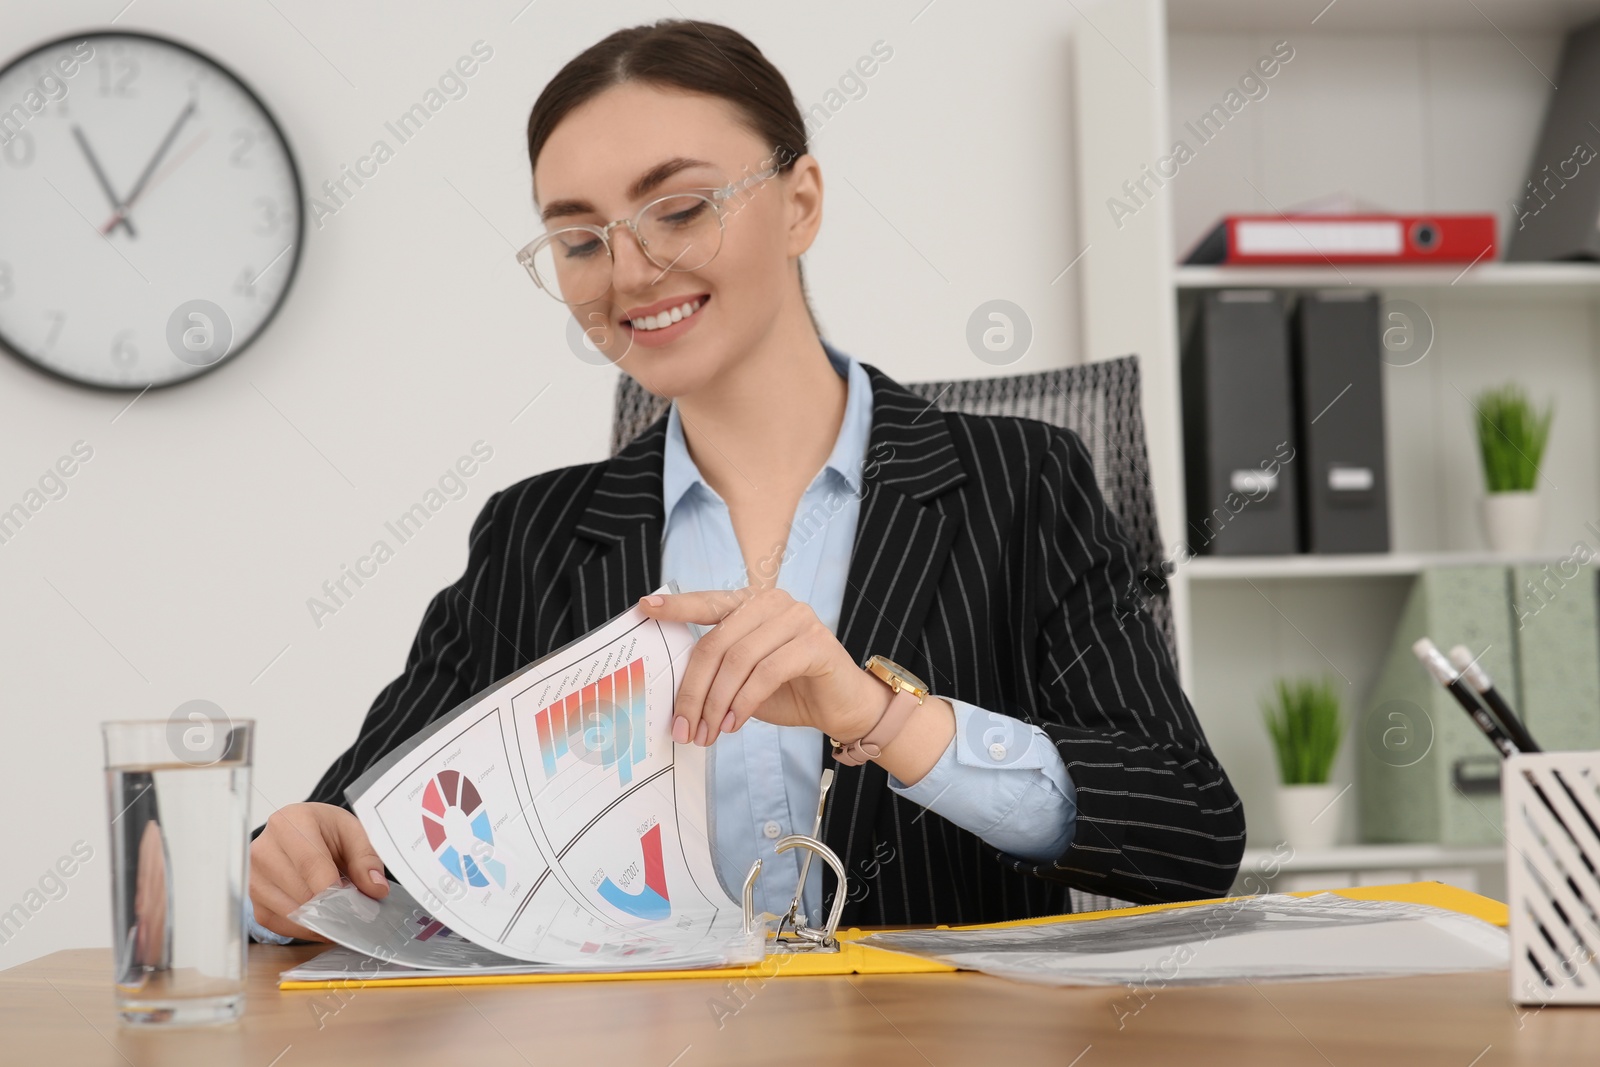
left=249, top=341, right=1075, bottom=944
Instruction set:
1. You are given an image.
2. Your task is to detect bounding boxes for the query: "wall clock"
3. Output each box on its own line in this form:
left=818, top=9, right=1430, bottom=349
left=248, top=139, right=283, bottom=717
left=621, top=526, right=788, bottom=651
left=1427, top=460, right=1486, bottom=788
left=0, top=30, right=304, bottom=390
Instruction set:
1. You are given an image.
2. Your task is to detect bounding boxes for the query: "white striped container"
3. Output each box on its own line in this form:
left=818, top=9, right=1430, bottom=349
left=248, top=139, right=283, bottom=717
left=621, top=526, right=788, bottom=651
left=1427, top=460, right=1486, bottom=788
left=1505, top=752, right=1600, bottom=1006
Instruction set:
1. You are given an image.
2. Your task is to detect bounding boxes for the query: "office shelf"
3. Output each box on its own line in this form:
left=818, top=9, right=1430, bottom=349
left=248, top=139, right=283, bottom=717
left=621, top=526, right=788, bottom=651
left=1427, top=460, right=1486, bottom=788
left=1175, top=263, right=1600, bottom=296
left=1240, top=843, right=1504, bottom=872
left=1234, top=843, right=1506, bottom=898
left=1183, top=551, right=1567, bottom=581
left=1167, top=0, right=1600, bottom=33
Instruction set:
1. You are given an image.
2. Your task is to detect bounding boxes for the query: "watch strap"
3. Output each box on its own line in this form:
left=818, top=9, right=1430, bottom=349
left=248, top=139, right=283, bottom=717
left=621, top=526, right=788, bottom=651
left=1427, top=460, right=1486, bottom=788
left=831, top=684, right=923, bottom=766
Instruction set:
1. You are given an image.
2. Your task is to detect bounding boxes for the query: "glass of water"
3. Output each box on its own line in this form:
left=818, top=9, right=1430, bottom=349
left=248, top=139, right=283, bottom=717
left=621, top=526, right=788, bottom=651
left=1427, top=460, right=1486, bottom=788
left=102, top=711, right=253, bottom=1026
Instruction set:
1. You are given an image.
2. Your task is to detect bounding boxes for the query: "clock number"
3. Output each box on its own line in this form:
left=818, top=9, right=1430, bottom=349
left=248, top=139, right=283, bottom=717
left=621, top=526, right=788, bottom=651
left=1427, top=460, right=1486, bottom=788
left=231, top=129, right=255, bottom=167
left=98, top=56, right=140, bottom=97
left=0, top=262, right=12, bottom=301
left=253, top=196, right=279, bottom=235
left=42, top=311, right=64, bottom=353
left=2, top=131, right=34, bottom=168
left=111, top=330, right=139, bottom=368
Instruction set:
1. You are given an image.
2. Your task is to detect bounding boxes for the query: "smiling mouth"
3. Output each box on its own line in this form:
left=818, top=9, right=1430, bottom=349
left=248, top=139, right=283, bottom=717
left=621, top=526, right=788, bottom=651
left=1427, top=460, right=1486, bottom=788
left=624, top=295, right=709, bottom=332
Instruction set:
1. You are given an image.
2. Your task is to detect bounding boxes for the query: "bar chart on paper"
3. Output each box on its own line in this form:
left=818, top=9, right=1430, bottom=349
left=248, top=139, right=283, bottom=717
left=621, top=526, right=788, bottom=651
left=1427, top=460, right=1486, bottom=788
left=531, top=657, right=648, bottom=786
left=507, top=627, right=732, bottom=936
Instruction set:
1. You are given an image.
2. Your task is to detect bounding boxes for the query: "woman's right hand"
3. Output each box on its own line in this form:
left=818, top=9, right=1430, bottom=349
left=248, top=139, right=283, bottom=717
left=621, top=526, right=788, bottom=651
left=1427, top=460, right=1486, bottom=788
left=249, top=802, right=390, bottom=941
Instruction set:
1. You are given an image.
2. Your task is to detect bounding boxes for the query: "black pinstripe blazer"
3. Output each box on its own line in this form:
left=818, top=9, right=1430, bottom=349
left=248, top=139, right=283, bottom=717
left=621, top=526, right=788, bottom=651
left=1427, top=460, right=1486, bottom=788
left=305, top=360, right=1246, bottom=926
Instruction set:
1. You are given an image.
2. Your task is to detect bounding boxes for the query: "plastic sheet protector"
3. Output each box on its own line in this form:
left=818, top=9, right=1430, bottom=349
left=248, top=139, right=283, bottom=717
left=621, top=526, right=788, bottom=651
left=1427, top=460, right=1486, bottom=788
left=859, top=894, right=1510, bottom=987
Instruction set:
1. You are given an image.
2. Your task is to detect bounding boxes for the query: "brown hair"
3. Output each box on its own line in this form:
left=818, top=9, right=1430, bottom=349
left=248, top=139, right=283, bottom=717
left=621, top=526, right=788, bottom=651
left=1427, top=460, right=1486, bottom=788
left=525, top=19, right=819, bottom=330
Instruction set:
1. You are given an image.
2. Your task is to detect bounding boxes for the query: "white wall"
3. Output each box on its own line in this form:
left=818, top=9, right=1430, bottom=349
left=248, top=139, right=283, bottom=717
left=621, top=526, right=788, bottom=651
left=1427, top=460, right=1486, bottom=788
left=1167, top=29, right=1561, bottom=263
left=0, top=0, right=1108, bottom=965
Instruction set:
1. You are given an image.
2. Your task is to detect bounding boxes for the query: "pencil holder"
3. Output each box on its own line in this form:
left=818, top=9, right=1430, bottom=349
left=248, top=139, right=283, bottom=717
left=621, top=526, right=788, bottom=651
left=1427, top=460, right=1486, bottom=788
left=1504, top=751, right=1600, bottom=1006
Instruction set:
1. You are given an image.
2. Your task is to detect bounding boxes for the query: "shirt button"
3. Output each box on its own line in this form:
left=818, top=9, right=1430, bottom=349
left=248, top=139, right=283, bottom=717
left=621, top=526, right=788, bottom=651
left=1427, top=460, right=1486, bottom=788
left=988, top=742, right=1008, bottom=761
left=763, top=820, right=782, bottom=839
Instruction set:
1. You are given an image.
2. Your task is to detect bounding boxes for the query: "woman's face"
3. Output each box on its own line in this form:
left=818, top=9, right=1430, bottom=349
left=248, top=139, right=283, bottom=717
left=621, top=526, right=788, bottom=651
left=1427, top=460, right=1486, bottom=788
left=533, top=82, right=818, bottom=397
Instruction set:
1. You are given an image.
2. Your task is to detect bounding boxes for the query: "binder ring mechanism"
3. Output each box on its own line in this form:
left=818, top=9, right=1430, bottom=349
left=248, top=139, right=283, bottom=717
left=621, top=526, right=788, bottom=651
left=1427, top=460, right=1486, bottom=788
left=739, top=769, right=847, bottom=952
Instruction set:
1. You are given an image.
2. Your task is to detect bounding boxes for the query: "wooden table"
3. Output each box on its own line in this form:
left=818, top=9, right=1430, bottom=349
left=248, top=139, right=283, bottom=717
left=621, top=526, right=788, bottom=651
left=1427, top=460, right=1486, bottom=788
left=3, top=945, right=1598, bottom=1066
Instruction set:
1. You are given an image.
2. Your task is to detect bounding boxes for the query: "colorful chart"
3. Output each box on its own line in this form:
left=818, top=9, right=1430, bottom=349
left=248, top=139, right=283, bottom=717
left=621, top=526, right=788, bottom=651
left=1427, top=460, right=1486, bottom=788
left=532, top=657, right=648, bottom=785
left=579, top=941, right=642, bottom=957
left=597, top=822, right=670, bottom=920
left=412, top=915, right=451, bottom=941
left=420, top=769, right=507, bottom=890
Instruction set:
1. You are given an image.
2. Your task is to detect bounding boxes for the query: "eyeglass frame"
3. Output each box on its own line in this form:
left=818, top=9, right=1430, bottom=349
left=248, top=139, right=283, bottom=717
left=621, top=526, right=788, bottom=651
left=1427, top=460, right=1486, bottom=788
left=516, top=161, right=784, bottom=304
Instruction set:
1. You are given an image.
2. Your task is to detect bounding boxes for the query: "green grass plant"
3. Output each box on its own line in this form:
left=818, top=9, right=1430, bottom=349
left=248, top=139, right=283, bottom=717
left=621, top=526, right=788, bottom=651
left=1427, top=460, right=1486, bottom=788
left=1262, top=676, right=1344, bottom=786
left=1473, top=383, right=1553, bottom=493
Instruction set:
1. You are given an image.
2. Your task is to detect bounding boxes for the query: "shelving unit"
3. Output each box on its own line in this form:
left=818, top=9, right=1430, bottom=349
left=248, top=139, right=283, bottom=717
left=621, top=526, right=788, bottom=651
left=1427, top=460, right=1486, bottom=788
left=1234, top=844, right=1506, bottom=898
left=1176, top=263, right=1600, bottom=296
left=1070, top=0, right=1600, bottom=897
left=1166, top=0, right=1600, bottom=34
left=1186, top=551, right=1574, bottom=581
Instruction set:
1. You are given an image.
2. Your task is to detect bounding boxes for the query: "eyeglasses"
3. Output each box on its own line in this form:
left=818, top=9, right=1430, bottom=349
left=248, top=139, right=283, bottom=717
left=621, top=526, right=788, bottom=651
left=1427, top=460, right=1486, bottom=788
left=516, top=163, right=781, bottom=306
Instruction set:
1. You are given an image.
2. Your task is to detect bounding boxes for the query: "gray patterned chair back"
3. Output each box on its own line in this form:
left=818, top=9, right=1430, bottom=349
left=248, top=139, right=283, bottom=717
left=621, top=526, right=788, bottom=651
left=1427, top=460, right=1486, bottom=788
left=611, top=355, right=1171, bottom=916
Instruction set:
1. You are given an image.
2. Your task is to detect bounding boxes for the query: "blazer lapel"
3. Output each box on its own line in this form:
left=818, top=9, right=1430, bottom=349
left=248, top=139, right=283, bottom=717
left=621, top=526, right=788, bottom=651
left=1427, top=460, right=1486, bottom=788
left=568, top=412, right=668, bottom=637
left=818, top=362, right=968, bottom=885
left=567, top=361, right=970, bottom=895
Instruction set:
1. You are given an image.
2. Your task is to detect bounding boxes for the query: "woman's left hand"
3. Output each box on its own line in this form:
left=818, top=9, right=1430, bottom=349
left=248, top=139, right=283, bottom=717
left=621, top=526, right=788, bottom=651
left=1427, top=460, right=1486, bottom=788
left=637, top=586, right=885, bottom=746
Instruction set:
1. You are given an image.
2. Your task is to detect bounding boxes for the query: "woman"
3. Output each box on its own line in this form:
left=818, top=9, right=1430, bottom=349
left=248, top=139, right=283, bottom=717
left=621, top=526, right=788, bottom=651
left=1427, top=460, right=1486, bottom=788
left=248, top=18, right=1244, bottom=941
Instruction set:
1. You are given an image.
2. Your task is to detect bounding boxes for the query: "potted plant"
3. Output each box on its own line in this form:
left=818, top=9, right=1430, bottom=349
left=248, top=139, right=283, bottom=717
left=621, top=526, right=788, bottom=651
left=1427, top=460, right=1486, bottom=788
left=1262, top=676, right=1345, bottom=851
left=1473, top=383, right=1554, bottom=555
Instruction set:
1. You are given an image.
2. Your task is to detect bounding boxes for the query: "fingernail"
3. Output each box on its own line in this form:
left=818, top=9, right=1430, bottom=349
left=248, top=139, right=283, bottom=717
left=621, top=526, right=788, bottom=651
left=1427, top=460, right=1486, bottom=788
left=720, top=710, right=737, bottom=734
left=640, top=594, right=664, bottom=607
left=695, top=719, right=710, bottom=746
left=369, top=868, right=388, bottom=888
left=672, top=716, right=690, bottom=744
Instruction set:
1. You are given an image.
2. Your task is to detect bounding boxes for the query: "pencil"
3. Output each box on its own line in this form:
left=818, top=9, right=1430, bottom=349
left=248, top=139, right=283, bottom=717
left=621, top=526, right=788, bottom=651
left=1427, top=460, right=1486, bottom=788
left=1446, top=645, right=1542, bottom=754
left=1412, top=638, right=1521, bottom=758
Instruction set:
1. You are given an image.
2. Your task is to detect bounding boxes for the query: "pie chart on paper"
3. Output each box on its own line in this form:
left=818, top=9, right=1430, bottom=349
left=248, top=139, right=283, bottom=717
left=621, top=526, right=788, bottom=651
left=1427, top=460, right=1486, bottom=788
left=420, top=769, right=507, bottom=890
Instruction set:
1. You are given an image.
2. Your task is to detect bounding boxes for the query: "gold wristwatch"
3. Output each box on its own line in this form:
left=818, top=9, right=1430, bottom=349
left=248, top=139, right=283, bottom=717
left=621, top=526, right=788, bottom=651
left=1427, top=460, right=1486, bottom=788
left=830, top=655, right=930, bottom=765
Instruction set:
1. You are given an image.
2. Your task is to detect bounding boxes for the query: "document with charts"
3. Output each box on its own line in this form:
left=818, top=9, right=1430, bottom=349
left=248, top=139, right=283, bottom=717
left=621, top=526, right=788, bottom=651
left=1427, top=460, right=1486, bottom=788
left=345, top=582, right=763, bottom=970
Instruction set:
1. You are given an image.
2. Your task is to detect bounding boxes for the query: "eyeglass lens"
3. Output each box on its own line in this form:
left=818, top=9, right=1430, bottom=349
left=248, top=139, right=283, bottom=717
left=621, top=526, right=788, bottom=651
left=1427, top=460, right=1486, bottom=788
left=527, top=194, right=723, bottom=305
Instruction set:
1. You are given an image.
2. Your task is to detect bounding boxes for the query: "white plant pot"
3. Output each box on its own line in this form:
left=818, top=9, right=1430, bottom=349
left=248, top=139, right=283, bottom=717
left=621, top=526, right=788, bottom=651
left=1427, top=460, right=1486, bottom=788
left=1480, top=491, right=1544, bottom=555
left=1274, top=783, right=1343, bottom=852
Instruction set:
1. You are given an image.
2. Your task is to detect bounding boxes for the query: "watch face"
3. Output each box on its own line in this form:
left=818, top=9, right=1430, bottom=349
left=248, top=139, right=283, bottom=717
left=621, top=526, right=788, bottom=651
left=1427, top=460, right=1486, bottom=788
left=872, top=655, right=928, bottom=694
left=0, top=31, right=304, bottom=389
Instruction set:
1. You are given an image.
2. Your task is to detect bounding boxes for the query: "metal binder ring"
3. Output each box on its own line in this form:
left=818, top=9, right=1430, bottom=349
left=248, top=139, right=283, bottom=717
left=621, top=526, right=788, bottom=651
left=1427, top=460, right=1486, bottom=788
left=772, top=833, right=848, bottom=949
left=741, top=858, right=762, bottom=936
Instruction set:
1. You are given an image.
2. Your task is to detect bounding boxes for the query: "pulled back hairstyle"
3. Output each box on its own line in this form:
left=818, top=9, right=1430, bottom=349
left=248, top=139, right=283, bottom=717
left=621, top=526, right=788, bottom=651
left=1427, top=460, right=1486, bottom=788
left=525, top=19, right=819, bottom=329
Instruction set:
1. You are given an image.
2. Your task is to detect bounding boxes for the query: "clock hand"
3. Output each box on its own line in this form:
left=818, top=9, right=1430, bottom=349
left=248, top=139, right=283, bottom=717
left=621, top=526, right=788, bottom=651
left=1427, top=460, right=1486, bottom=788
left=98, top=99, right=197, bottom=236
left=96, top=131, right=210, bottom=239
left=71, top=126, right=137, bottom=238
